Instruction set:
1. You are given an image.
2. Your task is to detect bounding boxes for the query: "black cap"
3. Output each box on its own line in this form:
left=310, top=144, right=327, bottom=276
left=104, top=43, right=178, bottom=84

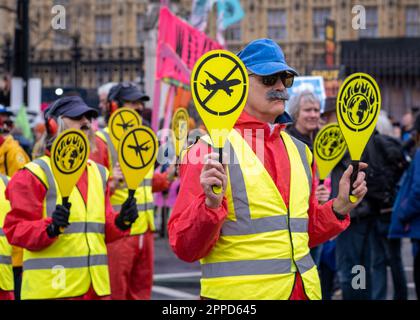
left=45, top=96, right=98, bottom=119
left=108, top=82, right=150, bottom=103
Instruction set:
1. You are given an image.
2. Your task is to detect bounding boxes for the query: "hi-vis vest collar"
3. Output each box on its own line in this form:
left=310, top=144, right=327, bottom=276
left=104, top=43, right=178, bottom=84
left=198, top=129, right=321, bottom=300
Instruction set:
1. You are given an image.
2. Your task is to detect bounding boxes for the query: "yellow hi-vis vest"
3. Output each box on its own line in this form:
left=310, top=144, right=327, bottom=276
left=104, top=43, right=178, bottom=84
left=0, top=174, right=13, bottom=291
left=21, top=156, right=111, bottom=300
left=96, top=128, right=155, bottom=235
left=199, top=129, right=321, bottom=300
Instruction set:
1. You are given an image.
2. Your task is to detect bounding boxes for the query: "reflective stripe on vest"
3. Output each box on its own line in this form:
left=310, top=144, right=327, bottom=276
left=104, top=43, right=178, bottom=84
left=289, top=135, right=312, bottom=188
left=0, top=254, right=12, bottom=265
left=112, top=201, right=154, bottom=212
left=0, top=174, right=8, bottom=187
left=64, top=222, right=105, bottom=234
left=141, top=179, right=152, bottom=187
left=32, top=159, right=57, bottom=216
left=97, top=164, right=108, bottom=192
left=0, top=228, right=4, bottom=236
left=99, top=129, right=118, bottom=169
left=23, top=254, right=108, bottom=270
left=202, top=253, right=314, bottom=278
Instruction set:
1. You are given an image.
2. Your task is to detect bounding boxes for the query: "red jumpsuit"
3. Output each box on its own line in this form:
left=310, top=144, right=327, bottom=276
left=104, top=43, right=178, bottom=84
left=168, top=111, right=350, bottom=300
left=0, top=291, right=14, bottom=300
left=3, top=161, right=128, bottom=300
left=90, top=136, right=169, bottom=300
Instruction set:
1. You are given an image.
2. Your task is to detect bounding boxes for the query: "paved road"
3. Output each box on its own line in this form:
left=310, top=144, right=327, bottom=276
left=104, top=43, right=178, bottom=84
left=152, top=235, right=200, bottom=300
left=152, top=235, right=417, bottom=300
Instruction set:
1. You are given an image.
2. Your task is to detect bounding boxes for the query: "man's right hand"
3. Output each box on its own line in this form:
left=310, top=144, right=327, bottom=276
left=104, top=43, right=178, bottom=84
left=112, top=162, right=124, bottom=182
left=47, top=203, right=71, bottom=238
left=115, top=196, right=138, bottom=231
left=110, top=162, right=125, bottom=192
left=200, top=153, right=227, bottom=209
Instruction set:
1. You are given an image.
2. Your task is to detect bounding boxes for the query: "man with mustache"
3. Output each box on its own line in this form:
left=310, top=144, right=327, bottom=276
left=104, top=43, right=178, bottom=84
left=168, top=38, right=368, bottom=300
left=2, top=96, right=139, bottom=300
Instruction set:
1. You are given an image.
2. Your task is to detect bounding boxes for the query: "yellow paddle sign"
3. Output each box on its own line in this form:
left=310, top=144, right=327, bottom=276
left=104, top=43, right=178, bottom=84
left=191, top=49, right=249, bottom=194
left=171, top=108, right=189, bottom=158
left=118, top=125, right=158, bottom=199
left=314, top=123, right=347, bottom=182
left=51, top=129, right=90, bottom=221
left=108, top=107, right=142, bottom=150
left=336, top=72, right=381, bottom=202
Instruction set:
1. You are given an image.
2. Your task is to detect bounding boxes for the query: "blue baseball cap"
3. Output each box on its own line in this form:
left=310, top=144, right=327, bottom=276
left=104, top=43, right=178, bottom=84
left=237, top=38, right=298, bottom=76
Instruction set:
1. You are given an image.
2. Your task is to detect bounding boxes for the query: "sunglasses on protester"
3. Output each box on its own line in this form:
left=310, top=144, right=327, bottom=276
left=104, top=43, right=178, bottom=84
left=248, top=71, right=295, bottom=88
left=68, top=113, right=94, bottom=121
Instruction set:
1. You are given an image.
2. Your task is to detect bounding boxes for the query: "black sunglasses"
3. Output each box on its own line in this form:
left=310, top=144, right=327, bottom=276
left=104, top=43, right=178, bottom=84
left=69, top=113, right=94, bottom=121
left=249, top=71, right=295, bottom=88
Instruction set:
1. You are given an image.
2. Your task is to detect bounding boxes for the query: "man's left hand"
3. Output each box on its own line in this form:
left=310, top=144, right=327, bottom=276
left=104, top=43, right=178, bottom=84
left=333, top=162, right=368, bottom=217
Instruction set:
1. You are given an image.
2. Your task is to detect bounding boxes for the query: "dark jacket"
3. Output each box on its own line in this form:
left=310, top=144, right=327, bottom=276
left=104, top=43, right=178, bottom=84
left=332, top=131, right=406, bottom=220
left=389, top=148, right=420, bottom=239
left=286, top=125, right=318, bottom=151
left=331, top=151, right=373, bottom=220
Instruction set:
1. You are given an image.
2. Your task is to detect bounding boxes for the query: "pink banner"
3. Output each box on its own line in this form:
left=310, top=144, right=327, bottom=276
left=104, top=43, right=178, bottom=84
left=156, top=6, right=223, bottom=85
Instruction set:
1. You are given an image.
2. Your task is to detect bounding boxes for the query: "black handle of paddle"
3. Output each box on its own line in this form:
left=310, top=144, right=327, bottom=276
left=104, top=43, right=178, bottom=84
left=128, top=189, right=135, bottom=201
left=349, top=160, right=359, bottom=203
left=62, top=196, right=69, bottom=208
left=123, top=189, right=136, bottom=226
left=59, top=196, right=70, bottom=233
left=211, top=148, right=223, bottom=195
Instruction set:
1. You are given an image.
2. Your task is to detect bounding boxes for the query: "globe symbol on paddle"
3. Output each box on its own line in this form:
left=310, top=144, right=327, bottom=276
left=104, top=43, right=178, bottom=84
left=54, top=132, right=87, bottom=174
left=338, top=74, right=380, bottom=132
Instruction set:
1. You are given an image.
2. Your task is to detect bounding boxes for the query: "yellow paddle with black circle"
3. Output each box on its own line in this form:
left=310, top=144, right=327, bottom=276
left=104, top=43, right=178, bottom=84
left=191, top=50, right=249, bottom=194
left=50, top=129, right=90, bottom=232
left=108, top=107, right=142, bottom=151
left=171, top=108, right=189, bottom=158
left=314, top=123, right=347, bottom=184
left=118, top=125, right=158, bottom=210
left=336, top=72, right=381, bottom=203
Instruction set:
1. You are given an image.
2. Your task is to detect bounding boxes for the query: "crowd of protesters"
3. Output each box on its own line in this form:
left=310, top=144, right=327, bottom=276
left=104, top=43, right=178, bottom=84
left=0, top=39, right=420, bottom=300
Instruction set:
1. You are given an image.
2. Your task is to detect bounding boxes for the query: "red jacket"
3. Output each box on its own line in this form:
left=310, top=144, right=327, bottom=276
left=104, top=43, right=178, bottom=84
left=168, top=111, right=350, bottom=300
left=3, top=160, right=127, bottom=251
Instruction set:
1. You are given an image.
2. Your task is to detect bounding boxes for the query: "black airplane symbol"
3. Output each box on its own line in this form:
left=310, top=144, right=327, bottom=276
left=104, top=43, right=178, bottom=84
left=116, top=119, right=134, bottom=131
left=201, top=71, right=241, bottom=96
left=128, top=140, right=151, bottom=158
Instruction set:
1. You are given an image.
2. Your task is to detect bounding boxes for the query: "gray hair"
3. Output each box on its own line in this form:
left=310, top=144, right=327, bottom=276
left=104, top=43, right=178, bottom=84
left=33, top=116, right=66, bottom=158
left=98, top=82, right=117, bottom=97
left=288, top=90, right=320, bottom=121
left=33, top=116, right=97, bottom=158
left=376, top=111, right=394, bottom=137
